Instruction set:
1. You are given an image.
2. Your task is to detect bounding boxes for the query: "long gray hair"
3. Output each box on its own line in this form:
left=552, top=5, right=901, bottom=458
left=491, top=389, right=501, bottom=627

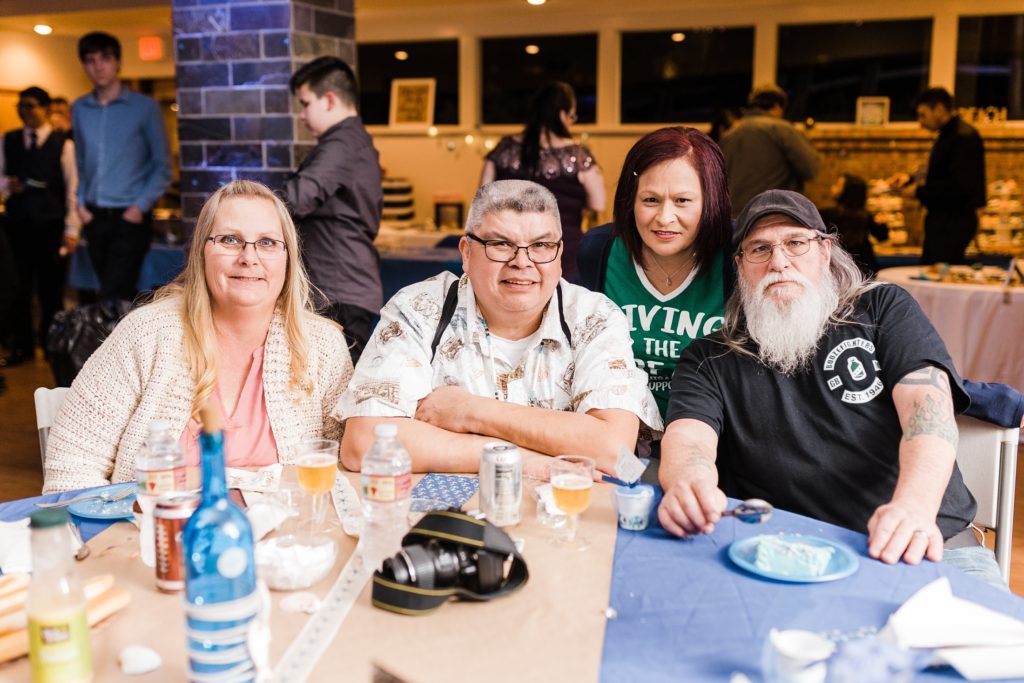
left=719, top=234, right=883, bottom=359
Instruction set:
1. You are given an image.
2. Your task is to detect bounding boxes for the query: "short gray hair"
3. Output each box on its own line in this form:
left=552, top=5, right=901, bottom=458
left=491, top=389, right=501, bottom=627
left=465, top=180, right=561, bottom=236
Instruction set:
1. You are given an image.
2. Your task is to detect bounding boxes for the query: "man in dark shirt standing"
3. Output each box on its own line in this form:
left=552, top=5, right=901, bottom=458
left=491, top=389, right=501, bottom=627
left=285, top=57, right=383, bottom=363
left=894, top=88, right=986, bottom=264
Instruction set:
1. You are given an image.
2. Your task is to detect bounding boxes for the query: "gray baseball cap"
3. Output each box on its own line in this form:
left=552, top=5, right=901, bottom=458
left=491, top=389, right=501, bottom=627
left=733, top=189, right=829, bottom=245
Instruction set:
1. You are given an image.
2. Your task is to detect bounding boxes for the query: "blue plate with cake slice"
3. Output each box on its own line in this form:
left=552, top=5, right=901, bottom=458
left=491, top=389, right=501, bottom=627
left=728, top=533, right=859, bottom=583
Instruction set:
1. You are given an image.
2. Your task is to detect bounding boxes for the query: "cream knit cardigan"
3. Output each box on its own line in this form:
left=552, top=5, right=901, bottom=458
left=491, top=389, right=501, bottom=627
left=43, top=297, right=353, bottom=493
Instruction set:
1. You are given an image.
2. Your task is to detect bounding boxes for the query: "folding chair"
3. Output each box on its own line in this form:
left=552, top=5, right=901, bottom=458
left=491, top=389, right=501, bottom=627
left=955, top=414, right=1020, bottom=583
left=34, top=386, right=69, bottom=468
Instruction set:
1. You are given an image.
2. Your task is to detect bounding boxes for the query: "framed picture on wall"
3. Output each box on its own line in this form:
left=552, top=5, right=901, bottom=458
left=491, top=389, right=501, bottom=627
left=856, top=96, right=890, bottom=126
left=389, top=78, right=436, bottom=128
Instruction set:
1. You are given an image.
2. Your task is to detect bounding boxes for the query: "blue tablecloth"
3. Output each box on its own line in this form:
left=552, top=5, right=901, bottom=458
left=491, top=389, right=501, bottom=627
left=602, top=496, right=1024, bottom=682
left=68, top=242, right=186, bottom=293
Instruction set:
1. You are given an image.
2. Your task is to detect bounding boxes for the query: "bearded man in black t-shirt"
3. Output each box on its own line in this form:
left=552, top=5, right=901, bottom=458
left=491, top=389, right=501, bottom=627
left=658, top=189, right=1003, bottom=587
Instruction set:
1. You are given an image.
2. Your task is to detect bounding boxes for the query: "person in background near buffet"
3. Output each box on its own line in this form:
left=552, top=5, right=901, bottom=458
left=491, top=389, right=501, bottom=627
left=72, top=31, right=171, bottom=302
left=720, top=84, right=819, bottom=217
left=480, top=81, right=605, bottom=281
left=890, top=87, right=986, bottom=265
left=0, top=86, right=80, bottom=367
left=43, top=181, right=352, bottom=493
left=336, top=180, right=661, bottom=480
left=819, top=173, right=889, bottom=276
left=284, top=56, right=383, bottom=364
left=658, top=189, right=1005, bottom=589
left=576, top=127, right=734, bottom=426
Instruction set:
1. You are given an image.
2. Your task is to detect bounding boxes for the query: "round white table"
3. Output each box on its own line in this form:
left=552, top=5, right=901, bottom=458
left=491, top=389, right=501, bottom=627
left=876, top=266, right=1024, bottom=391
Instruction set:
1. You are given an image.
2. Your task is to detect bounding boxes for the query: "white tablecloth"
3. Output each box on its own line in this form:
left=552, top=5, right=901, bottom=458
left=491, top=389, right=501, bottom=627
left=876, top=267, right=1024, bottom=391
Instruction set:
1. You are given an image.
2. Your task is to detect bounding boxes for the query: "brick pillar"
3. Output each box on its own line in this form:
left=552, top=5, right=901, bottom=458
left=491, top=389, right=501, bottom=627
left=172, top=0, right=355, bottom=234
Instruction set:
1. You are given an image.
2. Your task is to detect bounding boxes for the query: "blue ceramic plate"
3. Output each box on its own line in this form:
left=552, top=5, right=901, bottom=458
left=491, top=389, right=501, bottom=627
left=67, top=483, right=136, bottom=521
left=728, top=533, right=859, bottom=583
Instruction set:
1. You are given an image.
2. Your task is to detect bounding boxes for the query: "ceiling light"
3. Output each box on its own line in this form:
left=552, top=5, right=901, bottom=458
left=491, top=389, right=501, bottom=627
left=527, top=0, right=546, bottom=5
left=34, top=24, right=53, bottom=35
left=394, top=50, right=408, bottom=61
left=671, top=32, right=685, bottom=43
left=525, top=44, right=540, bottom=55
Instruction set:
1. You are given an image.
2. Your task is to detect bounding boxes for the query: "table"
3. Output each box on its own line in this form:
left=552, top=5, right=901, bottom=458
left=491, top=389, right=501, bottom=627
left=3, top=478, right=1023, bottom=681
left=68, top=242, right=187, bottom=293
left=876, top=267, right=1024, bottom=392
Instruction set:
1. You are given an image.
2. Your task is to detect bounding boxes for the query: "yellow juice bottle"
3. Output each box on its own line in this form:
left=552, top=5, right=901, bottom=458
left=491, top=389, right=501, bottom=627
left=27, top=509, right=92, bottom=683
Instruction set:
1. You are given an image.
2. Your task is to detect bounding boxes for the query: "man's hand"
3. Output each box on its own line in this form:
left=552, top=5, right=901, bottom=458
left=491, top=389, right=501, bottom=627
left=122, top=206, right=144, bottom=224
left=5, top=176, right=24, bottom=194
left=867, top=500, right=943, bottom=565
left=77, top=205, right=94, bottom=225
left=657, top=464, right=726, bottom=537
left=415, top=386, right=479, bottom=434
left=61, top=234, right=79, bottom=255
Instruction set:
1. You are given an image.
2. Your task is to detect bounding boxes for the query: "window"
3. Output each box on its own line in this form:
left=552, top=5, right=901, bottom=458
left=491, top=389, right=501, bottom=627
left=480, top=34, right=597, bottom=125
left=957, top=14, right=1024, bottom=120
left=357, top=40, right=459, bottom=125
left=620, top=27, right=754, bottom=123
left=777, top=19, right=932, bottom=122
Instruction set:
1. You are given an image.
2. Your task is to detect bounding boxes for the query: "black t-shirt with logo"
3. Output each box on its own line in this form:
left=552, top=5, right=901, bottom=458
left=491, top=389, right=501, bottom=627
left=666, top=284, right=976, bottom=540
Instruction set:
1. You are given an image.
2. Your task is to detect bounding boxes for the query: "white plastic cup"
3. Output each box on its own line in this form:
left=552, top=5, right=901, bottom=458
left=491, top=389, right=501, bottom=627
left=614, top=484, right=655, bottom=531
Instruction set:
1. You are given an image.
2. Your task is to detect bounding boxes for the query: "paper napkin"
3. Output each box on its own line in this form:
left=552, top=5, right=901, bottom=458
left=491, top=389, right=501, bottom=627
left=0, top=519, right=83, bottom=574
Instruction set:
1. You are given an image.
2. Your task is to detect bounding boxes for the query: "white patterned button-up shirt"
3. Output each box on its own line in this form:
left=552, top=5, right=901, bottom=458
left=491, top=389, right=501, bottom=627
left=335, top=272, right=663, bottom=437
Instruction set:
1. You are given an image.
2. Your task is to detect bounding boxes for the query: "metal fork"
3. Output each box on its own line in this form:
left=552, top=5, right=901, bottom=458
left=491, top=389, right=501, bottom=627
left=37, top=486, right=134, bottom=509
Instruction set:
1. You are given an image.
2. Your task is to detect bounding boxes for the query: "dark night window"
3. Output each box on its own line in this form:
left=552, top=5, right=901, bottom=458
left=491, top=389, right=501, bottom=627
left=481, top=34, right=597, bottom=125
left=620, top=27, right=754, bottom=123
left=777, top=19, right=932, bottom=122
left=357, top=40, right=459, bottom=125
left=957, top=14, right=1024, bottom=119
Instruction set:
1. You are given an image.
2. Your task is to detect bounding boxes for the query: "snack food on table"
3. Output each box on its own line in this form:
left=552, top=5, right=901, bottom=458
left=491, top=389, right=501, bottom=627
left=755, top=535, right=835, bottom=577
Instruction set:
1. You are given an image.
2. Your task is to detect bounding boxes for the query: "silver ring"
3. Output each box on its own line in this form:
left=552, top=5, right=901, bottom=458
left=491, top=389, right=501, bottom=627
left=913, top=529, right=929, bottom=537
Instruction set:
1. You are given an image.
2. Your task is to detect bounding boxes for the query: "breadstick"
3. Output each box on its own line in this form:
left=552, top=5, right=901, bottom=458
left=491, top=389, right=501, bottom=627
left=0, top=575, right=29, bottom=600
left=0, top=586, right=131, bottom=664
left=0, top=574, right=113, bottom=632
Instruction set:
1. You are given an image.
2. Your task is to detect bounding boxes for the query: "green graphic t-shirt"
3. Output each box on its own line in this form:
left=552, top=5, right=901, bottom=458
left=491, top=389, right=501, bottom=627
left=604, top=238, right=727, bottom=417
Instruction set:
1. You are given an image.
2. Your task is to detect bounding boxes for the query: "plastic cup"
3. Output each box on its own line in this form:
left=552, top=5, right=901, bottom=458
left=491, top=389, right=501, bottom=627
left=614, top=484, right=655, bottom=531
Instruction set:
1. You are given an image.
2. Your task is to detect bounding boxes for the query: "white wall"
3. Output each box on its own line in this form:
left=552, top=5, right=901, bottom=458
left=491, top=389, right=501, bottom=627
left=358, top=0, right=1024, bottom=225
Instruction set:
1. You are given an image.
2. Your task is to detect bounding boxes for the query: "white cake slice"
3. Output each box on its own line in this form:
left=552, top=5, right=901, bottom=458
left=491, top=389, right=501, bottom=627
left=755, top=535, right=835, bottom=577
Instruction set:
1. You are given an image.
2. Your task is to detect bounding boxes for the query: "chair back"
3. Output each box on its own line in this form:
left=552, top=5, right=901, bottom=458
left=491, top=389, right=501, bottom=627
left=34, top=387, right=69, bottom=467
left=955, top=414, right=1019, bottom=582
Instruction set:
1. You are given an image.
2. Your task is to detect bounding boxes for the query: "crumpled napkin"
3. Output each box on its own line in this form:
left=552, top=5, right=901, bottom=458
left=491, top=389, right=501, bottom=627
left=227, top=464, right=282, bottom=493
left=883, top=577, right=1024, bottom=680
left=0, top=519, right=83, bottom=574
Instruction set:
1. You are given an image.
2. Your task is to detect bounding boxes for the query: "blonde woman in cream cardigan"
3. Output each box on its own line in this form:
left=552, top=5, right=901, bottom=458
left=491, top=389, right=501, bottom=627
left=43, top=180, right=353, bottom=492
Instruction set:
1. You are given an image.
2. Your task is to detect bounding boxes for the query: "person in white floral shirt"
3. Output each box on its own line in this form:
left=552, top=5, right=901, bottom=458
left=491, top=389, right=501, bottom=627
left=336, top=180, right=662, bottom=479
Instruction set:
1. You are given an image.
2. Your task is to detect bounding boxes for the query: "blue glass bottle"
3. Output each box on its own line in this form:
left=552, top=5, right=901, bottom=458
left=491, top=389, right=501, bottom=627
left=182, top=423, right=258, bottom=682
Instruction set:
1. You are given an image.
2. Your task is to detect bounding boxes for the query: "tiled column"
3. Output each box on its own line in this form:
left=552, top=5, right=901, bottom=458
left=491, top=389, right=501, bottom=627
left=172, top=0, right=355, bottom=234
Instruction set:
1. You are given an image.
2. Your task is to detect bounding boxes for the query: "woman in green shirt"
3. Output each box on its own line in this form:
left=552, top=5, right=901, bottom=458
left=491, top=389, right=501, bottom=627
left=577, top=127, right=733, bottom=419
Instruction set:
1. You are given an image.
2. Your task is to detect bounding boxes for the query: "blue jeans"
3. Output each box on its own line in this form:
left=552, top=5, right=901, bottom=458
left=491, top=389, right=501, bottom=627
left=942, top=545, right=1008, bottom=592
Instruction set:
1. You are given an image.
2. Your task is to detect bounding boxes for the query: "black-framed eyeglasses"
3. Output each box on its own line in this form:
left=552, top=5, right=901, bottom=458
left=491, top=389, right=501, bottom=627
left=738, top=235, right=824, bottom=264
left=207, top=234, right=287, bottom=257
left=466, top=233, right=562, bottom=264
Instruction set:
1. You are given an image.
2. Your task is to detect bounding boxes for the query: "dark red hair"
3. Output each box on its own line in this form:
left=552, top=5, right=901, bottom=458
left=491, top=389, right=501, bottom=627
left=613, top=126, right=731, bottom=274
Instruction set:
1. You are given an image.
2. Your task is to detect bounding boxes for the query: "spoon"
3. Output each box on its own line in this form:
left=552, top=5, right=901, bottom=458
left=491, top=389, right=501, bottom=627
left=68, top=522, right=90, bottom=561
left=721, top=499, right=773, bottom=524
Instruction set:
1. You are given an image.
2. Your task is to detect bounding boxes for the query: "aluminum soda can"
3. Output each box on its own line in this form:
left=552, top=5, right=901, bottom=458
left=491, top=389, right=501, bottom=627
left=154, top=492, right=200, bottom=592
left=479, top=441, right=522, bottom=527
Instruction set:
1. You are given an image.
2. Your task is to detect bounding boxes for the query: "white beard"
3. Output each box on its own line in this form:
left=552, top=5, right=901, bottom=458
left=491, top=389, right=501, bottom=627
left=739, top=269, right=839, bottom=374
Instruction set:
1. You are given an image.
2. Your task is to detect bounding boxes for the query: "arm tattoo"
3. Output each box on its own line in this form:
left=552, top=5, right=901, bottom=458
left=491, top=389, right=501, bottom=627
left=903, top=394, right=958, bottom=446
left=897, top=366, right=952, bottom=395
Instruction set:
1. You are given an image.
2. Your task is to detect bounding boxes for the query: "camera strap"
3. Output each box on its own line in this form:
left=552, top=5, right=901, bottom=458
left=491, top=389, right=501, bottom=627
left=371, top=510, right=529, bottom=615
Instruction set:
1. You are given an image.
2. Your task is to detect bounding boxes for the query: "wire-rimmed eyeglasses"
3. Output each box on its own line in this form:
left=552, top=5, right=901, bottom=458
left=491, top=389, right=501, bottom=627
left=738, top=235, right=825, bottom=264
left=466, top=233, right=562, bottom=264
left=207, top=234, right=287, bottom=258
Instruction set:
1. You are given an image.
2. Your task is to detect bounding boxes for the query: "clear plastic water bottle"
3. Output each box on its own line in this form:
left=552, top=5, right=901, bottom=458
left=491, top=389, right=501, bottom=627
left=28, top=508, right=92, bottom=683
left=136, top=420, right=186, bottom=568
left=360, top=423, right=412, bottom=571
left=182, top=405, right=257, bottom=683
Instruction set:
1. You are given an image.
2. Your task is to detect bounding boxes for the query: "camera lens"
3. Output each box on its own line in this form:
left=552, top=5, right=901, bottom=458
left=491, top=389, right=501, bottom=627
left=385, top=540, right=461, bottom=589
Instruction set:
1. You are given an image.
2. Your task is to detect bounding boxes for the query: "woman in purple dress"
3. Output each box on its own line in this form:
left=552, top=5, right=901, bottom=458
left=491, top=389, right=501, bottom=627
left=480, top=82, right=605, bottom=280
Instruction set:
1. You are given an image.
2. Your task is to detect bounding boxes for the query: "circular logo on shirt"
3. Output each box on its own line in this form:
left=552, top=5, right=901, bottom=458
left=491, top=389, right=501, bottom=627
left=823, top=337, right=884, bottom=404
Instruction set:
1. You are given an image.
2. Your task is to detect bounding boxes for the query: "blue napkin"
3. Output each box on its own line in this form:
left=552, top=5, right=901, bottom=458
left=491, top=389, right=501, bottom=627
left=411, top=474, right=479, bottom=510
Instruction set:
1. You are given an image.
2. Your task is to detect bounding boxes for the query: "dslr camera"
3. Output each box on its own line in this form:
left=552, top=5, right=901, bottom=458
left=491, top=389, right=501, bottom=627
left=381, top=538, right=504, bottom=593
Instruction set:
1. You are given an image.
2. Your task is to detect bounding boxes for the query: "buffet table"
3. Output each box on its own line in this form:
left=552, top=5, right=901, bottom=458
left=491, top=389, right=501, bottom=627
left=2, top=474, right=1023, bottom=681
left=876, top=267, right=1024, bottom=391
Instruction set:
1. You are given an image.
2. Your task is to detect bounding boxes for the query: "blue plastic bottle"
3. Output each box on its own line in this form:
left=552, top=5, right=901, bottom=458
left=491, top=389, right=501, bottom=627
left=182, top=405, right=258, bottom=682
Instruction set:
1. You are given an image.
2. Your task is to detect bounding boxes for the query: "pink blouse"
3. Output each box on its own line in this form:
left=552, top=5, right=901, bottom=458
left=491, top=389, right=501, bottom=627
left=179, top=345, right=279, bottom=467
